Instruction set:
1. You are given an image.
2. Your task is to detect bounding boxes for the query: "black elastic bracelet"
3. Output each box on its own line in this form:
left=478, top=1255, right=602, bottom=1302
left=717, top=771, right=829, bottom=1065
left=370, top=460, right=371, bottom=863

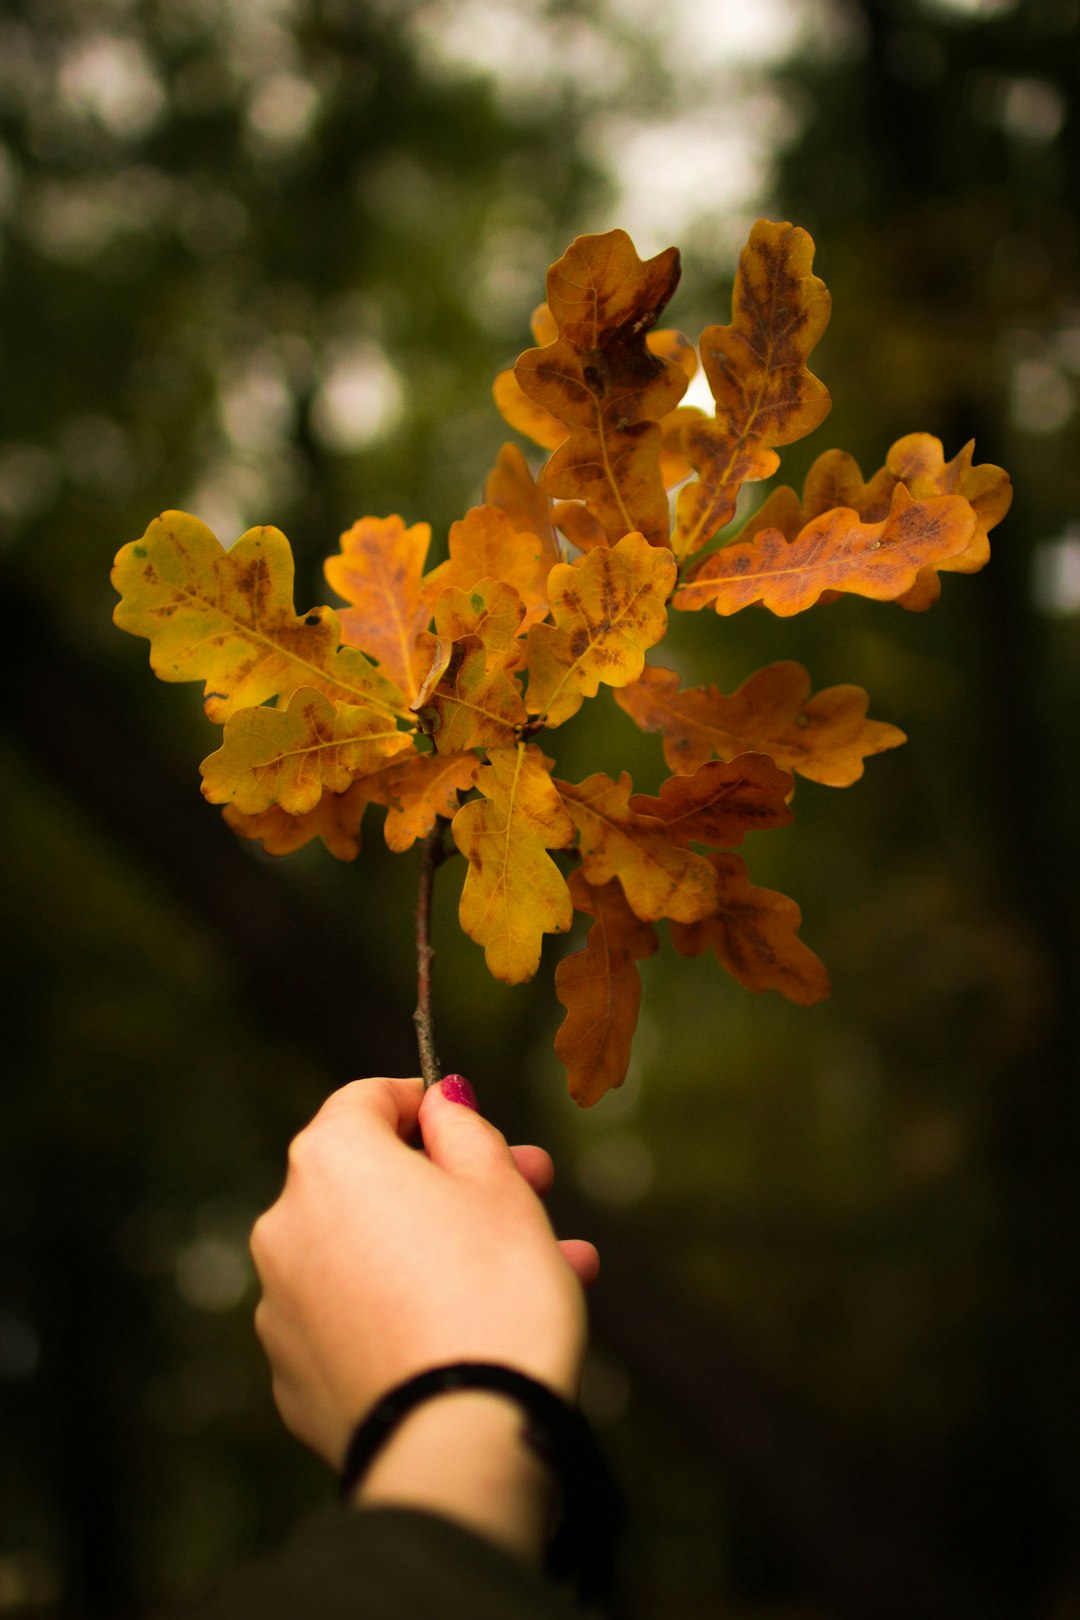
left=340, top=1362, right=622, bottom=1602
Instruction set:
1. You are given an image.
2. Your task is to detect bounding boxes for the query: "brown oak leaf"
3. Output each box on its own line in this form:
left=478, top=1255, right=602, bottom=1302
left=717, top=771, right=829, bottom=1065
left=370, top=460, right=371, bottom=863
left=886, top=434, right=1012, bottom=609
left=673, top=220, right=832, bottom=558
left=615, top=661, right=906, bottom=786
left=692, top=435, right=1010, bottom=611
left=514, top=230, right=687, bottom=546
left=551, top=501, right=610, bottom=555
left=670, top=852, right=830, bottom=1004
left=555, top=771, right=717, bottom=924
left=628, top=755, right=794, bottom=846
left=674, top=484, right=976, bottom=617
left=555, top=870, right=659, bottom=1107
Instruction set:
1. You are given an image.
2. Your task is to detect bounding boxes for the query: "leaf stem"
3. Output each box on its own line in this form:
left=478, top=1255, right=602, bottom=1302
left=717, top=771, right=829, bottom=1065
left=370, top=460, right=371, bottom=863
left=414, top=817, right=450, bottom=1088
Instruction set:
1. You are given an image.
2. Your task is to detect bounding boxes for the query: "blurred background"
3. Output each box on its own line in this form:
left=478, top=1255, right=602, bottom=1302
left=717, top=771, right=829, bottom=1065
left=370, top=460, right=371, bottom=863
left=1, top=0, right=1078, bottom=1615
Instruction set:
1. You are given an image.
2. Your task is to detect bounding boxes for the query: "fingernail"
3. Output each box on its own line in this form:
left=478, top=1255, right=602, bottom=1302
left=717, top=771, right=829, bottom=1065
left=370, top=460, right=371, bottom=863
left=440, top=1074, right=478, bottom=1110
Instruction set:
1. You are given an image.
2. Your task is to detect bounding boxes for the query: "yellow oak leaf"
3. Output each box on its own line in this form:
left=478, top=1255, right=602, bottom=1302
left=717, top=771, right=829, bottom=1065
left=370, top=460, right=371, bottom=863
left=453, top=743, right=575, bottom=983
left=674, top=484, right=976, bottom=617
left=200, top=688, right=413, bottom=816
left=222, top=781, right=371, bottom=861
left=673, top=220, right=832, bottom=558
left=514, top=230, right=687, bottom=546
left=112, top=512, right=406, bottom=723
left=482, top=443, right=562, bottom=579
left=413, top=637, right=526, bottom=754
left=421, top=504, right=548, bottom=625
left=628, top=755, right=794, bottom=846
left=323, top=514, right=432, bottom=705
left=222, top=749, right=478, bottom=857
left=555, top=771, right=717, bottom=924
left=615, top=662, right=906, bottom=787
left=525, top=532, right=675, bottom=726
left=555, top=870, right=658, bottom=1107
left=670, top=852, right=830, bottom=1005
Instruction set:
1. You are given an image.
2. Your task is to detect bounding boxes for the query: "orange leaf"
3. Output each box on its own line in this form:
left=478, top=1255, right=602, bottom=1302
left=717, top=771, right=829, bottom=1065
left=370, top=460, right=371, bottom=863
left=494, top=330, right=697, bottom=491
left=222, top=781, right=371, bottom=861
left=421, top=504, right=547, bottom=625
left=525, top=532, right=675, bottom=726
left=673, top=220, right=832, bottom=558
left=555, top=870, right=658, bottom=1106
left=647, top=327, right=698, bottom=382
left=696, top=435, right=1011, bottom=611
left=615, top=661, right=906, bottom=786
left=886, top=434, right=1012, bottom=609
left=222, top=749, right=479, bottom=857
left=432, top=578, right=526, bottom=661
left=670, top=852, right=830, bottom=1004
left=659, top=404, right=707, bottom=489
left=368, top=749, right=480, bottom=852
left=111, top=512, right=408, bottom=722
left=453, top=743, right=575, bottom=983
left=629, top=755, right=793, bottom=846
left=551, top=501, right=609, bottom=555
left=555, top=771, right=717, bottom=924
left=530, top=302, right=558, bottom=346
left=674, top=484, right=977, bottom=617
left=514, top=230, right=687, bottom=546
left=200, top=687, right=414, bottom=816
left=483, top=443, right=562, bottom=578
left=492, top=368, right=568, bottom=452
left=412, top=636, right=526, bottom=755
left=323, top=515, right=432, bottom=705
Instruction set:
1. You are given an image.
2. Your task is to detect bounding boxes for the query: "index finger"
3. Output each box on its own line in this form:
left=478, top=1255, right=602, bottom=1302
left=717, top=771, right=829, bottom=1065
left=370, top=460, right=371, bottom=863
left=312, top=1076, right=425, bottom=1143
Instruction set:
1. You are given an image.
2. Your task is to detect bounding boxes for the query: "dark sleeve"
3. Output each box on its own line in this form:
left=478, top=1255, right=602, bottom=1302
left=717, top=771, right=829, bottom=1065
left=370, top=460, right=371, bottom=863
left=180, top=1506, right=586, bottom=1620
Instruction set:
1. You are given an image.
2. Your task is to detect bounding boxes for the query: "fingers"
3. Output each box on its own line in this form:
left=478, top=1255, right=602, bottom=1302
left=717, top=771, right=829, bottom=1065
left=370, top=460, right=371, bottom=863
left=311, top=1076, right=425, bottom=1143
left=559, top=1239, right=601, bottom=1287
left=418, top=1079, right=517, bottom=1179
left=509, top=1144, right=555, bottom=1196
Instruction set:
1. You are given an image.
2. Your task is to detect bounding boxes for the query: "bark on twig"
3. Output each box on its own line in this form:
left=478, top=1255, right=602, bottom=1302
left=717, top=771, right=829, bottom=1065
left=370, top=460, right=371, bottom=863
left=413, top=818, right=448, bottom=1087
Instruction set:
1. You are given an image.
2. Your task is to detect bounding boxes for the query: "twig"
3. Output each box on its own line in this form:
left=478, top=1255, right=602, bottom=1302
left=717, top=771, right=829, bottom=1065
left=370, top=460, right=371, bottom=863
left=414, top=817, right=449, bottom=1088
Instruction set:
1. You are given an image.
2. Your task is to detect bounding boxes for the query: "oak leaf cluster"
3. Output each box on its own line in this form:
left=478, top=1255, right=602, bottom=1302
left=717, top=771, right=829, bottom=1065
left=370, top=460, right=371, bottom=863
left=112, top=219, right=1010, bottom=1104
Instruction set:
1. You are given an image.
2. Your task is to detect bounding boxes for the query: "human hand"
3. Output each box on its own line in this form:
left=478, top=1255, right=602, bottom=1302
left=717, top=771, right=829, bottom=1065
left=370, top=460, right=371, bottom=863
left=250, top=1076, right=599, bottom=1471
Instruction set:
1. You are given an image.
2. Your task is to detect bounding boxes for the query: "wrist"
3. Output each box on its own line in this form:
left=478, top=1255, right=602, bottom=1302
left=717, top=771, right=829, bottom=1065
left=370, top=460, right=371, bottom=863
left=350, top=1389, right=554, bottom=1563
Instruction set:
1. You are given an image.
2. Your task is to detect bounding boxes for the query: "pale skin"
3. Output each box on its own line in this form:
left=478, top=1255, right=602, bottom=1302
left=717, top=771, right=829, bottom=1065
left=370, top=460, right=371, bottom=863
left=250, top=1076, right=600, bottom=1565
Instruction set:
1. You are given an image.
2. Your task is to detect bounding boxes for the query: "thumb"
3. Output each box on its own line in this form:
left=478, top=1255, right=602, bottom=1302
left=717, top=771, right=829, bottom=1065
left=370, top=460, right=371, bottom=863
left=419, top=1076, right=516, bottom=1179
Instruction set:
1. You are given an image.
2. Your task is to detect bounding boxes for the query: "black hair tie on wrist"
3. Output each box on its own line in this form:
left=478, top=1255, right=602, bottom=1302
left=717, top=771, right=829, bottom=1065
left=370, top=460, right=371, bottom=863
left=339, top=1362, right=623, bottom=1602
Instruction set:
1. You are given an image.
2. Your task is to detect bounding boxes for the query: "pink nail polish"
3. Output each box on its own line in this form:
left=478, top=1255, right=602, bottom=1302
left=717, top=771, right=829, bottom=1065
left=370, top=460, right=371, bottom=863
left=440, top=1074, right=478, bottom=1110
